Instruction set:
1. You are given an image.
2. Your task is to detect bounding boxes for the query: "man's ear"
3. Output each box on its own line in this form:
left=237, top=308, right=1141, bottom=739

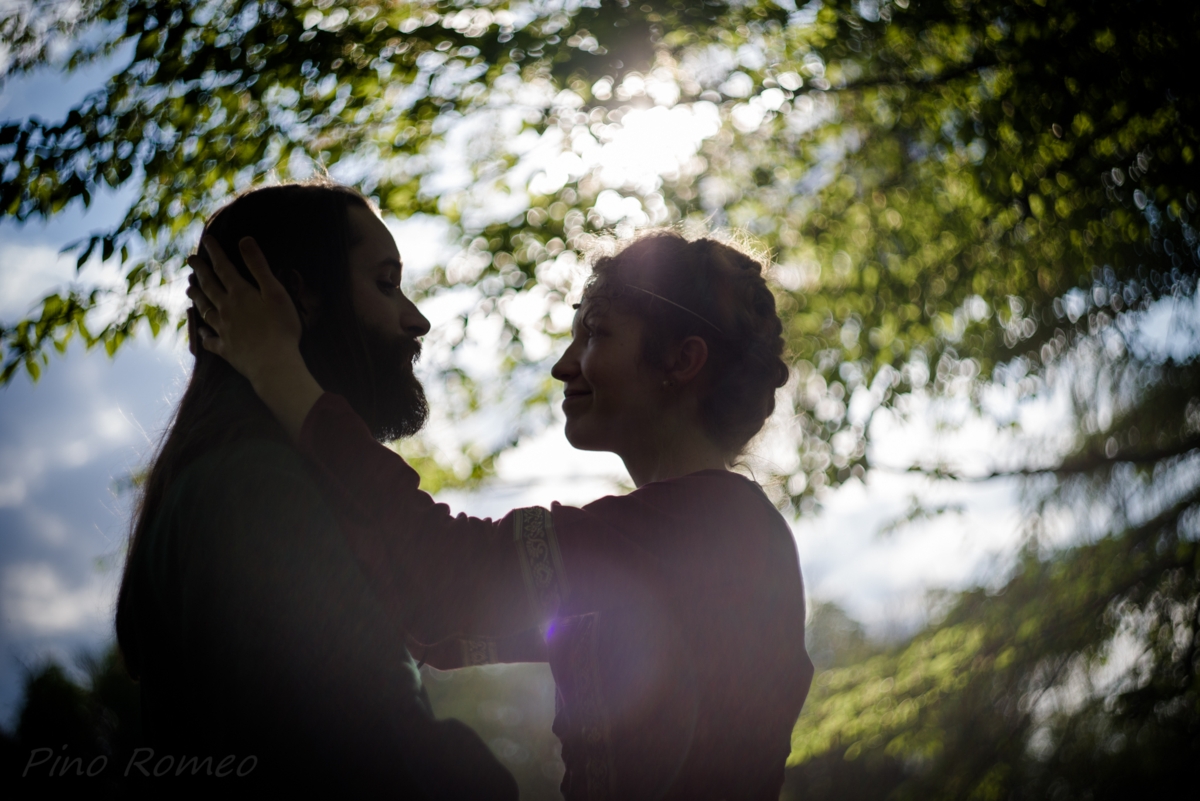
left=283, top=270, right=322, bottom=326
left=667, top=336, right=709, bottom=385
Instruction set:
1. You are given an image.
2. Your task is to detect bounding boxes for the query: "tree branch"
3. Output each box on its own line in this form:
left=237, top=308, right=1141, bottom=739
left=871, top=433, right=1200, bottom=482
left=824, top=58, right=999, bottom=94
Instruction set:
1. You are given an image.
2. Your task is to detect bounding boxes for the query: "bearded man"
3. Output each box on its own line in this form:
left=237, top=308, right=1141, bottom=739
left=115, top=182, right=516, bottom=797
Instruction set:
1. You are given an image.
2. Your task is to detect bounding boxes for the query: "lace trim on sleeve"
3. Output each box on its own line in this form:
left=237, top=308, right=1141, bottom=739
left=513, top=506, right=570, bottom=622
left=570, top=613, right=616, bottom=799
left=459, top=638, right=500, bottom=666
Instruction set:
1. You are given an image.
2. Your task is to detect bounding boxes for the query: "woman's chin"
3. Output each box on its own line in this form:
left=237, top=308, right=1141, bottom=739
left=562, top=420, right=607, bottom=453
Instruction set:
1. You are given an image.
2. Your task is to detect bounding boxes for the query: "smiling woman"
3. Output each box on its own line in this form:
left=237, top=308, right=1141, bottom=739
left=190, top=224, right=813, bottom=800
left=556, top=233, right=793, bottom=486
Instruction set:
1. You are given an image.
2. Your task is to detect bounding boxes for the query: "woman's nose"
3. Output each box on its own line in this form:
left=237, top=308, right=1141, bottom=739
left=551, top=342, right=579, bottom=382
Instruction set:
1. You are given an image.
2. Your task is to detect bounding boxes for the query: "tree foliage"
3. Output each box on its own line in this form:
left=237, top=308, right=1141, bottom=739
left=693, top=0, right=1197, bottom=501
left=0, top=646, right=143, bottom=787
left=770, top=5, right=1200, bottom=796
left=3, top=1, right=1199, bottom=795
left=1, top=0, right=1195, bottom=497
left=788, top=383, right=1200, bottom=798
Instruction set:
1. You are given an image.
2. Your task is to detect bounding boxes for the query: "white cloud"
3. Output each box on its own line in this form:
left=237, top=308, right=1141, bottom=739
left=0, top=475, right=25, bottom=507
left=1, top=562, right=114, bottom=635
left=23, top=507, right=72, bottom=547
left=0, top=242, right=76, bottom=319
left=0, top=236, right=160, bottom=328
left=793, top=469, right=1022, bottom=637
left=0, top=401, right=141, bottom=505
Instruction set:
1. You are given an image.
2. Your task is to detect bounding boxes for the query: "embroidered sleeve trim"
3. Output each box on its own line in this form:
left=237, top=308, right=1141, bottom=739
left=572, top=613, right=616, bottom=798
left=513, top=506, right=570, bottom=622
left=459, top=638, right=500, bottom=666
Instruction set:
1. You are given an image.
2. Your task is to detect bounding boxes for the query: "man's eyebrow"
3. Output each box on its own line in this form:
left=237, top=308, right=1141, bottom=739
left=380, top=257, right=404, bottom=271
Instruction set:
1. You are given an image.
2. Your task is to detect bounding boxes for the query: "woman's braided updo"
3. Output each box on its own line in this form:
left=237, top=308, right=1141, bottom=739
left=582, top=231, right=790, bottom=458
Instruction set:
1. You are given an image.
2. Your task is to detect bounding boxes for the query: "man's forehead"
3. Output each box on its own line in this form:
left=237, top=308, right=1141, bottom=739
left=348, top=230, right=403, bottom=269
left=348, top=207, right=399, bottom=248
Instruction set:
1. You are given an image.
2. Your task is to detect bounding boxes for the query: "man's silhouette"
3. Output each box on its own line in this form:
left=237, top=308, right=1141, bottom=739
left=116, top=182, right=516, bottom=797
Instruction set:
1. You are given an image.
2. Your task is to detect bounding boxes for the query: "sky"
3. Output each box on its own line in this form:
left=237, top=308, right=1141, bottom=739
left=0, top=38, right=1036, bottom=731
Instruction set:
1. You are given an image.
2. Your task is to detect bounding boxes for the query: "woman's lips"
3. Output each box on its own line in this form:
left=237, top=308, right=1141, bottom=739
left=562, top=391, right=592, bottom=410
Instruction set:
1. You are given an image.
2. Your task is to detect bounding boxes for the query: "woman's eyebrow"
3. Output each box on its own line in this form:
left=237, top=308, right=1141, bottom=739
left=379, top=257, right=404, bottom=273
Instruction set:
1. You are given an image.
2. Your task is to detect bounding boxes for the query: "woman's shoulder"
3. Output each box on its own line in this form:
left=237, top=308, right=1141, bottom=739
left=677, top=468, right=776, bottom=501
left=576, top=469, right=779, bottom=517
left=554, top=469, right=791, bottom=556
left=665, top=469, right=792, bottom=540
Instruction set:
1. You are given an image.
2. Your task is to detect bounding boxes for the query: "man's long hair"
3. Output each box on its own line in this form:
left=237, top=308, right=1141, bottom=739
left=115, top=181, right=406, bottom=680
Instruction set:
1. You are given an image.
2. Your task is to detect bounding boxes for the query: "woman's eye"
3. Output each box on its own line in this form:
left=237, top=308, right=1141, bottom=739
left=377, top=280, right=399, bottom=295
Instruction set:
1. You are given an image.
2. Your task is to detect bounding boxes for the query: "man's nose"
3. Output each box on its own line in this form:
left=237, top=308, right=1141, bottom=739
left=401, top=298, right=431, bottom=338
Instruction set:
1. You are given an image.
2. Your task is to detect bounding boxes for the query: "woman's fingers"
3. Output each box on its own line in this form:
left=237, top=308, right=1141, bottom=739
left=234, top=236, right=303, bottom=342
left=201, top=235, right=253, bottom=295
left=186, top=259, right=226, bottom=333
left=186, top=306, right=202, bottom=358
left=198, top=324, right=223, bottom=357
left=186, top=274, right=218, bottom=317
left=186, top=231, right=304, bottom=389
left=188, top=253, right=227, bottom=306
left=186, top=295, right=221, bottom=336
left=238, top=237, right=285, bottom=298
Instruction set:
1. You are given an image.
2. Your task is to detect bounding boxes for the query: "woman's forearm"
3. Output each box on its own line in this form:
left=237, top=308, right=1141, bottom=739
left=248, top=350, right=325, bottom=443
left=298, top=393, right=545, bottom=641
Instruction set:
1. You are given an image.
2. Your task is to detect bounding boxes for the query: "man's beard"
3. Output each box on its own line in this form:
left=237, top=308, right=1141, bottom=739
left=303, top=322, right=429, bottom=442
left=361, top=329, right=429, bottom=441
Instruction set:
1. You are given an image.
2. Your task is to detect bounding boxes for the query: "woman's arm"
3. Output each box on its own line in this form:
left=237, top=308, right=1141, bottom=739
left=187, top=238, right=555, bottom=643
left=299, top=392, right=557, bottom=643
left=411, top=628, right=550, bottom=670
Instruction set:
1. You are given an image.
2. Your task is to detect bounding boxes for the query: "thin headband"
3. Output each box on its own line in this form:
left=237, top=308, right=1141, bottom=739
left=624, top=285, right=725, bottom=334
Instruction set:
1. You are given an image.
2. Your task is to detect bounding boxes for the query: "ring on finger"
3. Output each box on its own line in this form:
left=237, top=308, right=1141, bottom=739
left=202, top=307, right=216, bottom=323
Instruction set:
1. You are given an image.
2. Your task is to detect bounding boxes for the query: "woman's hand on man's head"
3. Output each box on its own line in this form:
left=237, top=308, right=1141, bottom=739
left=186, top=236, right=323, bottom=442
left=186, top=236, right=304, bottom=386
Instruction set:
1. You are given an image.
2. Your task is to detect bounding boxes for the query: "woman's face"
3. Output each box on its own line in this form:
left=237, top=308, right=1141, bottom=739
left=551, top=300, right=665, bottom=455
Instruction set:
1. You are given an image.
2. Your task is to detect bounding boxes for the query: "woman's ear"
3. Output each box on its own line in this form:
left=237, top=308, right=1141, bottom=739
left=667, top=336, right=709, bottom=385
left=283, top=270, right=322, bottom=326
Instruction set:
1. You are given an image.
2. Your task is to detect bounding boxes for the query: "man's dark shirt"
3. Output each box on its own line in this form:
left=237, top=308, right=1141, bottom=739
left=126, top=434, right=516, bottom=796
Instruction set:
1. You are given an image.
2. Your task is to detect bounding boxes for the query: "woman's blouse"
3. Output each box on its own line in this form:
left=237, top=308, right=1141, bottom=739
left=300, top=392, right=815, bottom=800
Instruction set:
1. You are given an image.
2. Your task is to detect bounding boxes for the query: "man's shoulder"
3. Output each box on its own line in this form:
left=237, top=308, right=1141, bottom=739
left=160, top=437, right=330, bottom=539
left=179, top=437, right=310, bottom=493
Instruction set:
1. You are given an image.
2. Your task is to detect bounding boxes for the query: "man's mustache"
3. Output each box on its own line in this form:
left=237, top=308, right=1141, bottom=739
left=397, top=336, right=422, bottom=367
